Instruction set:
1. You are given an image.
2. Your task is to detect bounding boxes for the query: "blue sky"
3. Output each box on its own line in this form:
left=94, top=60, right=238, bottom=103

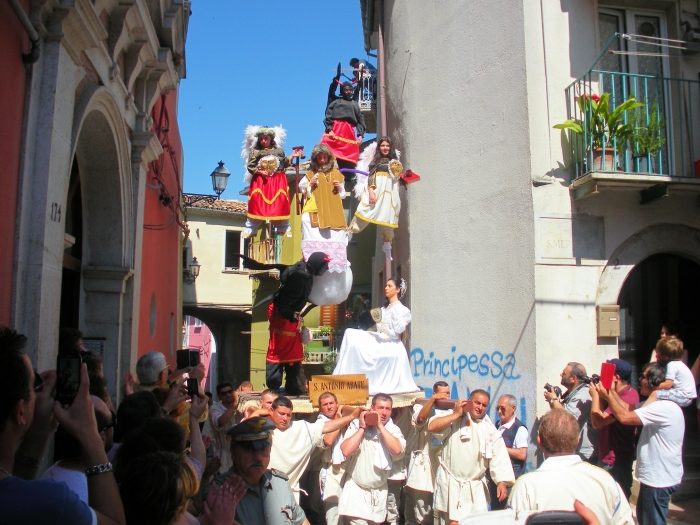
left=179, top=1, right=372, bottom=198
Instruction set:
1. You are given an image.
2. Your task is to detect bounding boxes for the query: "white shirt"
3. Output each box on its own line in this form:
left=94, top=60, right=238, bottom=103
left=508, top=455, right=633, bottom=525
left=497, top=418, right=529, bottom=449
left=40, top=462, right=88, bottom=504
left=664, top=360, right=697, bottom=400
left=269, top=419, right=325, bottom=500
left=635, top=399, right=685, bottom=487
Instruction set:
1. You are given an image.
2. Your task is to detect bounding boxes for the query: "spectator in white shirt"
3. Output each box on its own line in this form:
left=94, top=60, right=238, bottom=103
left=598, top=362, right=685, bottom=525
left=488, top=394, right=528, bottom=509
left=508, top=409, right=632, bottom=525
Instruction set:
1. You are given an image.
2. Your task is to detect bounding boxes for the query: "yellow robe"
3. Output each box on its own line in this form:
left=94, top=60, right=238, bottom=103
left=301, top=168, right=346, bottom=230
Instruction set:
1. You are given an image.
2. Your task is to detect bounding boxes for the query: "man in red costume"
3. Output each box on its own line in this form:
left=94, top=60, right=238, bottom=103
left=265, top=252, right=330, bottom=395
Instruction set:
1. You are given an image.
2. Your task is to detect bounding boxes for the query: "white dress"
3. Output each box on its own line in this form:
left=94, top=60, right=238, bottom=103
left=333, top=301, right=420, bottom=395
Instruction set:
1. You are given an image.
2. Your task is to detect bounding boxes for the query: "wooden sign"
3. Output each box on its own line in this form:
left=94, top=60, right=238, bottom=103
left=309, top=374, right=369, bottom=407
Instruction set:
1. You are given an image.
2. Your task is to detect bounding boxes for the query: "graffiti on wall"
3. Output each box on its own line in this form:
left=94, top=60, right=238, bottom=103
left=410, top=346, right=531, bottom=426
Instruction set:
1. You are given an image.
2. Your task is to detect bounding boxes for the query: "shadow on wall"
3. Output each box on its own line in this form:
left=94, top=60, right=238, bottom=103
left=560, top=0, right=598, bottom=79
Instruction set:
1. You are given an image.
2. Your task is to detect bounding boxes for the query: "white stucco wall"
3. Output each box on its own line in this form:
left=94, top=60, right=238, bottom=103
left=525, top=0, right=700, bottom=415
left=383, top=0, right=537, bottom=433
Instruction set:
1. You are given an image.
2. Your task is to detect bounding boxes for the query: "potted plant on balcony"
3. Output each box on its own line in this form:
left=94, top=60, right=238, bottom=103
left=554, top=93, right=644, bottom=172
left=630, top=101, right=665, bottom=174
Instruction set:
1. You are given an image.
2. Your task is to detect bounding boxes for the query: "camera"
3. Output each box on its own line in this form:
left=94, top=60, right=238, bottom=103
left=544, top=383, right=562, bottom=397
left=581, top=374, right=601, bottom=385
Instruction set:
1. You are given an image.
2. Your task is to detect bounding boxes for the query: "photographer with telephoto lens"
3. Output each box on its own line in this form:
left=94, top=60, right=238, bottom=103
left=544, top=362, right=599, bottom=463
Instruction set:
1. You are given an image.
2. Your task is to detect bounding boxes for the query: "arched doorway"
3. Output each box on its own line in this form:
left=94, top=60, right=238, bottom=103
left=618, top=253, right=700, bottom=378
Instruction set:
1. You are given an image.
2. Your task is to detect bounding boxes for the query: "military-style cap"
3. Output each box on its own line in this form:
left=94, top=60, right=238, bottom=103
left=225, top=417, right=275, bottom=450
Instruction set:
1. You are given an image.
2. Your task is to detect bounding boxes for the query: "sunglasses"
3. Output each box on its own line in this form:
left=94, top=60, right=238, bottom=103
left=219, top=389, right=233, bottom=396
left=496, top=406, right=508, bottom=412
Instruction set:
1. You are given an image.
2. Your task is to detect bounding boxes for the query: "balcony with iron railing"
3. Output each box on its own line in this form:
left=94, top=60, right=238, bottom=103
left=357, top=69, right=377, bottom=134
left=559, top=33, right=700, bottom=203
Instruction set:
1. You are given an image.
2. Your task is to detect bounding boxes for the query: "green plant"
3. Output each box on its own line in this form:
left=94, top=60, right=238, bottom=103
left=319, top=325, right=331, bottom=336
left=554, top=93, right=644, bottom=152
left=322, top=351, right=337, bottom=374
left=631, top=101, right=665, bottom=157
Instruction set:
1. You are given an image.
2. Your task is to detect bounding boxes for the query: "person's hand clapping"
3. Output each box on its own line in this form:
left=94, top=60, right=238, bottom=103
left=123, top=371, right=134, bottom=396
left=203, top=474, right=246, bottom=525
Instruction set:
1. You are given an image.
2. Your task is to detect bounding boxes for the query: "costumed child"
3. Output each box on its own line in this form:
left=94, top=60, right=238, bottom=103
left=321, top=80, right=366, bottom=170
left=241, top=125, right=302, bottom=238
left=299, top=143, right=354, bottom=308
left=350, top=136, right=403, bottom=261
left=333, top=277, right=420, bottom=395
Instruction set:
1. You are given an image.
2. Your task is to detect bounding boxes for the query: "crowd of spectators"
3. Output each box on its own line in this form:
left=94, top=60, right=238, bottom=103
left=0, top=324, right=697, bottom=525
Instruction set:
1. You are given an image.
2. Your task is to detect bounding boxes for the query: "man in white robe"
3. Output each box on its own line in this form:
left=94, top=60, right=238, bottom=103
left=268, top=395, right=362, bottom=503
left=508, top=408, right=633, bottom=525
left=404, top=381, right=450, bottom=524
left=338, top=393, right=406, bottom=525
left=428, top=389, right=515, bottom=525
left=315, top=392, right=347, bottom=525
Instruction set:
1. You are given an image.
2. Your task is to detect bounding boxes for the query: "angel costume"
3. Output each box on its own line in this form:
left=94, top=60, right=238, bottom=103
left=332, top=301, right=420, bottom=395
left=242, top=125, right=293, bottom=237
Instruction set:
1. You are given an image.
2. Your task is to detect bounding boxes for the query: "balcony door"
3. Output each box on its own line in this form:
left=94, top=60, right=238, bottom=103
left=598, top=8, right=671, bottom=172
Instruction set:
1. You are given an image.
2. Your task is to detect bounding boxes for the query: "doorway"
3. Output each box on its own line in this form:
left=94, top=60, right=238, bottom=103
left=617, top=253, right=700, bottom=383
left=60, top=158, right=83, bottom=329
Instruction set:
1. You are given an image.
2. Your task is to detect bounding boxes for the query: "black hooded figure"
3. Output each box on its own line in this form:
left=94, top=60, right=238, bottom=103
left=231, top=252, right=330, bottom=395
left=273, top=251, right=330, bottom=322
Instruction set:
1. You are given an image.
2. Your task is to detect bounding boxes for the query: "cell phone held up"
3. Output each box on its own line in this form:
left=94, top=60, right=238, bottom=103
left=187, top=377, right=199, bottom=399
left=176, top=350, right=200, bottom=370
left=56, top=353, right=82, bottom=405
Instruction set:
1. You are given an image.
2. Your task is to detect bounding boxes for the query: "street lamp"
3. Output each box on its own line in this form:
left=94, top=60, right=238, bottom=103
left=211, top=161, right=230, bottom=198
left=183, top=256, right=201, bottom=285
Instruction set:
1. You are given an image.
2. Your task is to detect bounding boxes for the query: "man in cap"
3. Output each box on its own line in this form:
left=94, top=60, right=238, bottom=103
left=589, top=359, right=639, bottom=499
left=206, top=417, right=309, bottom=525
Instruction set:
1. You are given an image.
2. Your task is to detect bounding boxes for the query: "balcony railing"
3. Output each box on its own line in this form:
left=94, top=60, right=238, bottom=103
left=561, top=34, right=700, bottom=180
left=247, top=237, right=280, bottom=265
left=357, top=70, right=377, bottom=112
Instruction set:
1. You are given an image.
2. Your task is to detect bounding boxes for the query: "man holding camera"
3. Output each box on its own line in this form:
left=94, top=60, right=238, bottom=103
left=589, top=359, right=639, bottom=499
left=544, top=362, right=599, bottom=463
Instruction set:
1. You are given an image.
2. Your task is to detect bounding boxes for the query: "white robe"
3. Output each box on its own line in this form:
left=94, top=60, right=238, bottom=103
left=333, top=302, right=420, bottom=395
left=338, top=418, right=406, bottom=523
left=430, top=412, right=515, bottom=522
left=405, top=404, right=449, bottom=493
left=269, top=419, right=324, bottom=502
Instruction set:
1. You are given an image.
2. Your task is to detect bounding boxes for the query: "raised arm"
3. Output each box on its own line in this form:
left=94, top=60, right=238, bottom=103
left=322, top=407, right=366, bottom=434
left=589, top=383, right=617, bottom=430
left=428, top=401, right=465, bottom=433
left=598, top=383, right=641, bottom=426
left=340, top=415, right=365, bottom=457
